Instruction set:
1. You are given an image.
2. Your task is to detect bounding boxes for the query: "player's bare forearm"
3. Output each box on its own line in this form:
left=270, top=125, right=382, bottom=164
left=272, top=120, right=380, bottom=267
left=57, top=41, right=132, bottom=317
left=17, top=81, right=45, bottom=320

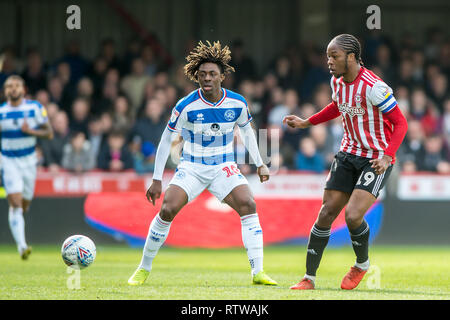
left=22, top=123, right=54, bottom=139
left=282, top=115, right=312, bottom=129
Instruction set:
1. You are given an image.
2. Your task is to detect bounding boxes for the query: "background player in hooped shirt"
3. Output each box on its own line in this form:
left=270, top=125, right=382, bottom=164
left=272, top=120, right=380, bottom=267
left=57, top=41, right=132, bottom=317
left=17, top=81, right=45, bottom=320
left=128, top=41, right=277, bottom=286
left=0, top=75, right=53, bottom=259
left=284, top=34, right=408, bottom=290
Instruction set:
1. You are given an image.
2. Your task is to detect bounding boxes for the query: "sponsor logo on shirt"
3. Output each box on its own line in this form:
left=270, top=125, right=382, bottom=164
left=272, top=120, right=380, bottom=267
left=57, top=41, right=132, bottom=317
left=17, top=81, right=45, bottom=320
left=338, top=102, right=365, bottom=117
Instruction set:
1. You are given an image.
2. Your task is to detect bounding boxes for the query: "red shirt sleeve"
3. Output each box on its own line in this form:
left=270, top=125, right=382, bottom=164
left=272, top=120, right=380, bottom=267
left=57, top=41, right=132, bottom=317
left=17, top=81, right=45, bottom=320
left=383, top=107, right=408, bottom=158
left=308, top=101, right=340, bottom=125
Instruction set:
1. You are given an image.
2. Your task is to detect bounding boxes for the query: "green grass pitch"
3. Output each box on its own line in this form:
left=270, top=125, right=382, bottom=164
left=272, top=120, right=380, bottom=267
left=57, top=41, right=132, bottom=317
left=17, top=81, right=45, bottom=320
left=0, top=244, right=448, bottom=300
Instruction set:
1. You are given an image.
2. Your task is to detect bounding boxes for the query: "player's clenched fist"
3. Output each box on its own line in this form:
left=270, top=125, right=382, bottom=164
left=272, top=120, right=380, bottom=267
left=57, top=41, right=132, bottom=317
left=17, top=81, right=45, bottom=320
left=146, top=180, right=162, bottom=205
left=282, top=115, right=312, bottom=129
left=257, top=164, right=270, bottom=183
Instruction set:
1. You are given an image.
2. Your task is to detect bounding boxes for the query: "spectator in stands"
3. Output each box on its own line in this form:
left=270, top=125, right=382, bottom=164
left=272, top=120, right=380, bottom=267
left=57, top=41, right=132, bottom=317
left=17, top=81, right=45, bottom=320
left=21, top=48, right=47, bottom=95
left=47, top=76, right=66, bottom=111
left=40, top=111, right=70, bottom=173
left=69, top=97, right=91, bottom=135
left=416, top=134, right=450, bottom=173
left=128, top=97, right=166, bottom=150
left=120, top=57, right=152, bottom=117
left=230, top=39, right=257, bottom=86
left=0, top=47, right=18, bottom=88
left=121, top=38, right=142, bottom=75
left=111, top=95, right=133, bottom=132
left=99, top=38, right=122, bottom=71
left=429, top=73, right=448, bottom=111
left=58, top=40, right=89, bottom=84
left=95, top=79, right=119, bottom=115
left=97, top=130, right=134, bottom=171
left=76, top=77, right=95, bottom=102
left=141, top=44, right=159, bottom=77
left=45, top=102, right=60, bottom=123
left=35, top=89, right=50, bottom=108
left=86, top=115, right=106, bottom=165
left=61, top=131, right=95, bottom=173
left=274, top=55, right=296, bottom=90
left=268, top=88, right=299, bottom=126
left=309, top=124, right=335, bottom=168
left=133, top=141, right=157, bottom=174
left=88, top=57, right=108, bottom=97
left=295, top=137, right=325, bottom=173
left=440, top=98, right=450, bottom=163
left=398, top=119, right=425, bottom=172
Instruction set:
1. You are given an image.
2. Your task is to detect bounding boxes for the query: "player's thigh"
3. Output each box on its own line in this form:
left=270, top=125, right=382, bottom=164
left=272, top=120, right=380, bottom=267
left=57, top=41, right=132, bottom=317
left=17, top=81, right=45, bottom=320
left=2, top=162, right=24, bottom=206
left=222, top=184, right=256, bottom=216
left=316, top=188, right=351, bottom=228
left=22, top=165, right=37, bottom=202
left=208, top=163, right=249, bottom=204
left=168, top=164, right=208, bottom=203
left=325, top=152, right=359, bottom=195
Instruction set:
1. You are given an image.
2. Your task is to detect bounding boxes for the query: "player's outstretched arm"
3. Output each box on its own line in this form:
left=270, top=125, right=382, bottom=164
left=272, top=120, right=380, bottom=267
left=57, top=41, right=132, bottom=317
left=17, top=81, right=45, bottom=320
left=283, top=115, right=312, bottom=129
left=283, top=101, right=341, bottom=129
left=146, top=127, right=174, bottom=205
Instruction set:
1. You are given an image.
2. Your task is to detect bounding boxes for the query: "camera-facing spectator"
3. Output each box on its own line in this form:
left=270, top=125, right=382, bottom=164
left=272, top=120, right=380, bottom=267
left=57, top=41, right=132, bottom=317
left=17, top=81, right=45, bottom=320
left=40, top=110, right=71, bottom=173
left=295, top=137, right=325, bottom=173
left=69, top=97, right=91, bottom=135
left=120, top=57, right=152, bottom=116
left=61, top=131, right=95, bottom=173
left=97, top=130, right=134, bottom=172
left=129, top=97, right=166, bottom=150
left=416, top=134, right=450, bottom=173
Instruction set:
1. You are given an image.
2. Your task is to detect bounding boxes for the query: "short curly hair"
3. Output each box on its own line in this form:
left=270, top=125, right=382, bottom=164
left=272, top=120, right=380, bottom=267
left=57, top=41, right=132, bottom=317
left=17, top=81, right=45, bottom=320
left=184, top=40, right=235, bottom=82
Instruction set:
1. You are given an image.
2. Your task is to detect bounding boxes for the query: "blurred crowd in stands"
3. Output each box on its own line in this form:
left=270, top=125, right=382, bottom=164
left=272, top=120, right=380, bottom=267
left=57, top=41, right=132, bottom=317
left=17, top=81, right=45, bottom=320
left=0, top=28, right=449, bottom=175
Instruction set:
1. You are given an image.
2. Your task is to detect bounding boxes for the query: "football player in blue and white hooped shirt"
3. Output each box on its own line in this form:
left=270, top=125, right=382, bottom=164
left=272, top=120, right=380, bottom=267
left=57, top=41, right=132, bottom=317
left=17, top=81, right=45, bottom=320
left=128, top=41, right=277, bottom=286
left=0, top=75, right=53, bottom=259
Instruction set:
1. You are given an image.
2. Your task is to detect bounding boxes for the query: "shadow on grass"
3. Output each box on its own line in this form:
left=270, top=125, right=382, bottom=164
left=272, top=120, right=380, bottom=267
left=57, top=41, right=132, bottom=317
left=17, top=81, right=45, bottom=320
left=316, top=287, right=447, bottom=298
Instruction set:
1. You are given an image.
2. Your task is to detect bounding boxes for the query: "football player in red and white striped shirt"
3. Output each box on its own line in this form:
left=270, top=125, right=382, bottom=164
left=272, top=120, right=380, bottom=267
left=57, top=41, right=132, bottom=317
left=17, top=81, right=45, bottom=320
left=284, top=34, right=408, bottom=290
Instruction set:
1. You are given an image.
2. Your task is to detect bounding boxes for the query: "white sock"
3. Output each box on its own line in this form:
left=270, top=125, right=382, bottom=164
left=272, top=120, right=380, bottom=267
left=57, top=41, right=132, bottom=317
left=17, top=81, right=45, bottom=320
left=304, top=274, right=316, bottom=283
left=139, top=213, right=172, bottom=271
left=355, top=259, right=370, bottom=271
left=240, top=213, right=264, bottom=276
left=8, top=206, right=27, bottom=252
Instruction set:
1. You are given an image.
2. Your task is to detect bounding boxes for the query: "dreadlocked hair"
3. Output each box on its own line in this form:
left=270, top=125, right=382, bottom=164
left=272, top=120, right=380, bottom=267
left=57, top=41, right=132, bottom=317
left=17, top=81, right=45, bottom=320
left=332, top=34, right=364, bottom=66
left=184, top=40, right=235, bottom=82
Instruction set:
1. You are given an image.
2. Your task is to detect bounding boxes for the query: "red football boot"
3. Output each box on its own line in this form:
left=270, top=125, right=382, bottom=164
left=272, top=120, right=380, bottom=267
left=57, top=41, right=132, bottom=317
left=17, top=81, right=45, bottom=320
left=340, top=266, right=367, bottom=290
left=290, top=278, right=315, bottom=290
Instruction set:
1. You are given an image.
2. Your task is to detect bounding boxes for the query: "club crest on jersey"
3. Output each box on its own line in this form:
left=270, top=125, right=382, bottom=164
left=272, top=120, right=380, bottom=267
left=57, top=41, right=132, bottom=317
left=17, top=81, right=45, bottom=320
left=224, top=109, right=235, bottom=121
left=170, top=110, right=179, bottom=123
left=338, top=102, right=365, bottom=117
left=354, top=94, right=362, bottom=104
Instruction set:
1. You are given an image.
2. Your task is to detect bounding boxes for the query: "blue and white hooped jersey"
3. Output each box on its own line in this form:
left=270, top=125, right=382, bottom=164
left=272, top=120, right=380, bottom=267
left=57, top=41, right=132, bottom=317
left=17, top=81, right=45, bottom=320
left=167, top=88, right=252, bottom=165
left=0, top=99, right=48, bottom=164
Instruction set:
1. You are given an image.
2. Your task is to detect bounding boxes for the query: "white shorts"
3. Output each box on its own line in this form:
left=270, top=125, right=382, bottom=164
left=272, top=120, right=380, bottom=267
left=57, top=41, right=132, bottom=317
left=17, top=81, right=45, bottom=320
left=169, top=161, right=248, bottom=202
left=1, top=157, right=37, bottom=200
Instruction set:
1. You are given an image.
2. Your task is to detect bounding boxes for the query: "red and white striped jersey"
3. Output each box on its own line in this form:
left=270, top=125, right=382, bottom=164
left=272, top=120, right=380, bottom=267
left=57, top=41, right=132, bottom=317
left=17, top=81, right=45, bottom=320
left=330, top=67, right=398, bottom=160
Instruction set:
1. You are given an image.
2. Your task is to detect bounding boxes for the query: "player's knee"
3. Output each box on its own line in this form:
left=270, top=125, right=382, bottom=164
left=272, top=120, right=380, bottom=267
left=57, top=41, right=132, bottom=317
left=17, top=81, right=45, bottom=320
left=317, top=203, right=339, bottom=227
left=236, top=197, right=256, bottom=215
left=345, top=208, right=363, bottom=229
left=159, top=203, right=179, bottom=222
